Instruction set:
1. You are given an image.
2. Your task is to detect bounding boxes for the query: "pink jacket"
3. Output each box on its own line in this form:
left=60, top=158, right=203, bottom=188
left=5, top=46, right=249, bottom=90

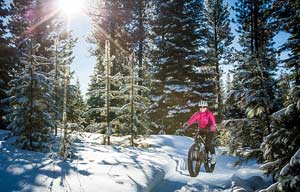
left=187, top=110, right=217, bottom=132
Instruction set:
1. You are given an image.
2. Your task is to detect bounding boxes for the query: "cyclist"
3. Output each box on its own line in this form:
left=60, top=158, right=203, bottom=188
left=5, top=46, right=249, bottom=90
left=183, top=100, right=217, bottom=164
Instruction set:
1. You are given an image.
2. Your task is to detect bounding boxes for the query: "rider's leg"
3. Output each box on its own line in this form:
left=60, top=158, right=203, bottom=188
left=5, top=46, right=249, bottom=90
left=205, top=132, right=216, bottom=164
left=205, top=132, right=215, bottom=154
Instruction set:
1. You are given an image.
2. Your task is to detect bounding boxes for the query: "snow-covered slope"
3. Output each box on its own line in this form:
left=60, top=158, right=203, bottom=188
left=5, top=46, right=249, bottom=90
left=0, top=130, right=271, bottom=192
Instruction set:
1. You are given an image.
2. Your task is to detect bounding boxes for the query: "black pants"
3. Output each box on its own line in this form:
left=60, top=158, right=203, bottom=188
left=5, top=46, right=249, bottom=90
left=200, top=132, right=215, bottom=154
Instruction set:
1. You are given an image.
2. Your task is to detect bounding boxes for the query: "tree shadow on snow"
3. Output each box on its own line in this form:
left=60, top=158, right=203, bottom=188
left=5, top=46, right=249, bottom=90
left=0, top=146, right=91, bottom=192
left=98, top=145, right=165, bottom=191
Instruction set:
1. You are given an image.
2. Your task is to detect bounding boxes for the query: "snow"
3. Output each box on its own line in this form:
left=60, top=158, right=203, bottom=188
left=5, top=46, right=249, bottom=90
left=0, top=130, right=272, bottom=192
left=164, top=84, right=192, bottom=93
left=167, top=108, right=191, bottom=117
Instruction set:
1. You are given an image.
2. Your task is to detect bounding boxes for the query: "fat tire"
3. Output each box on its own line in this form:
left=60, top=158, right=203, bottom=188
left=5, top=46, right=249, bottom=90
left=188, top=143, right=202, bottom=177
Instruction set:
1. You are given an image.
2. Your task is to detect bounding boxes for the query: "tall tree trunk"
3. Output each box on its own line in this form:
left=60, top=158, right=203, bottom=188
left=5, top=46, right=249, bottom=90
left=253, top=0, right=259, bottom=57
left=137, top=0, right=144, bottom=95
left=60, top=63, right=69, bottom=160
left=214, top=20, right=222, bottom=121
left=130, top=54, right=134, bottom=146
left=105, top=40, right=111, bottom=145
left=28, top=38, right=34, bottom=149
left=54, top=37, right=59, bottom=136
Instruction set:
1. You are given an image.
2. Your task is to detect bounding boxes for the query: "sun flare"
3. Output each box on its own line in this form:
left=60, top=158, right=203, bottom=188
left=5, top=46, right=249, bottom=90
left=58, top=0, right=85, bottom=16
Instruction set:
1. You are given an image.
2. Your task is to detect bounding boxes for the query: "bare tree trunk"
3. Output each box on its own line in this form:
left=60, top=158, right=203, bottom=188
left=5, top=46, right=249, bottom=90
left=54, top=37, right=59, bottom=136
left=60, top=63, right=69, bottom=160
left=105, top=40, right=111, bottom=145
left=130, top=54, right=134, bottom=146
left=214, top=20, right=222, bottom=121
left=28, top=37, right=35, bottom=149
left=137, top=0, right=144, bottom=96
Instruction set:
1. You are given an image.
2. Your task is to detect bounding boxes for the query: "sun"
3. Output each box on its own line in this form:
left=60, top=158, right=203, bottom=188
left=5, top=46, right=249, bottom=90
left=58, top=0, right=85, bottom=16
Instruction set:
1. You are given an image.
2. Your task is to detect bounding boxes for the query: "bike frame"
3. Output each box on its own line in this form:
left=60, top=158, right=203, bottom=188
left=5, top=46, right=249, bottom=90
left=193, top=130, right=206, bottom=145
left=185, top=127, right=216, bottom=175
left=184, top=127, right=207, bottom=147
left=188, top=128, right=214, bottom=162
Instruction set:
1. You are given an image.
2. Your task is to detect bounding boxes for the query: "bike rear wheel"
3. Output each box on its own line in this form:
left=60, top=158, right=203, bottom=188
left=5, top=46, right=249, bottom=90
left=204, top=151, right=215, bottom=173
left=188, top=144, right=202, bottom=177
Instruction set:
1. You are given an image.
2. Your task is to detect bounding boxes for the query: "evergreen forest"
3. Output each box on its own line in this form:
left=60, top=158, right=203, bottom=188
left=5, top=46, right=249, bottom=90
left=0, top=0, right=299, bottom=191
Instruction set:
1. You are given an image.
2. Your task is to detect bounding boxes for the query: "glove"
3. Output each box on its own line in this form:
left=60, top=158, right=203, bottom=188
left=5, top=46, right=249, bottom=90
left=210, top=125, right=217, bottom=132
left=182, top=122, right=189, bottom=129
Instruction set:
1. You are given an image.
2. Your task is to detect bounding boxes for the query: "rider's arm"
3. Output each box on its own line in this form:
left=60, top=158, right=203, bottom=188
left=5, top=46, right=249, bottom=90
left=208, top=112, right=217, bottom=132
left=187, top=112, right=199, bottom=126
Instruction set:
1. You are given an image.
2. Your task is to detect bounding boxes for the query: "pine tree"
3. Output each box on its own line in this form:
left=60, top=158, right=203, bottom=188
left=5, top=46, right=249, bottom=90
left=203, top=0, right=233, bottom=121
left=48, top=18, right=78, bottom=157
left=85, top=58, right=106, bottom=131
left=67, top=78, right=87, bottom=131
left=261, top=148, right=300, bottom=192
left=116, top=54, right=151, bottom=146
left=150, top=0, right=212, bottom=133
left=261, top=86, right=300, bottom=181
left=57, top=35, right=77, bottom=159
left=125, top=0, right=153, bottom=139
left=5, top=37, right=55, bottom=151
left=277, top=148, right=300, bottom=191
left=4, top=0, right=65, bottom=151
left=87, top=0, right=134, bottom=139
left=272, top=0, right=300, bottom=86
left=48, top=16, right=78, bottom=136
left=0, top=0, right=14, bottom=130
left=260, top=0, right=300, bottom=187
left=86, top=40, right=124, bottom=145
left=131, top=0, right=152, bottom=90
left=223, top=0, right=277, bottom=161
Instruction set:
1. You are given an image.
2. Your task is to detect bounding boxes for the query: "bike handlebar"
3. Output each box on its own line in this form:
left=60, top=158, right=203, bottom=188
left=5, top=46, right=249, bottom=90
left=181, top=126, right=212, bottom=133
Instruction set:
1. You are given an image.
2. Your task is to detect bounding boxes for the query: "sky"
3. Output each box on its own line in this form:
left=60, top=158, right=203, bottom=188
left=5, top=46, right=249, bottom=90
left=3, top=0, right=95, bottom=96
left=0, top=129, right=273, bottom=191
left=69, top=13, right=95, bottom=97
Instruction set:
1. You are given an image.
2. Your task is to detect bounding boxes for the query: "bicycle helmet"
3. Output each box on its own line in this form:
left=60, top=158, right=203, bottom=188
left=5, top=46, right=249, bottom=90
left=198, top=100, right=208, bottom=107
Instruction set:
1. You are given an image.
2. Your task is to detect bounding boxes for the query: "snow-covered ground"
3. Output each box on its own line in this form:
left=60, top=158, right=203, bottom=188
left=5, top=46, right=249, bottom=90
left=0, top=130, right=272, bottom=192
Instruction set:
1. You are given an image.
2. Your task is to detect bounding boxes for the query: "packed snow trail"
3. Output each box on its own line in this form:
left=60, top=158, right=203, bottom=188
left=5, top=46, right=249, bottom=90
left=146, top=135, right=272, bottom=192
left=0, top=130, right=271, bottom=192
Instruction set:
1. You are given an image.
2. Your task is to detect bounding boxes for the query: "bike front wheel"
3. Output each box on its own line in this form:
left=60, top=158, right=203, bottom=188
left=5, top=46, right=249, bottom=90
left=187, top=144, right=202, bottom=177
